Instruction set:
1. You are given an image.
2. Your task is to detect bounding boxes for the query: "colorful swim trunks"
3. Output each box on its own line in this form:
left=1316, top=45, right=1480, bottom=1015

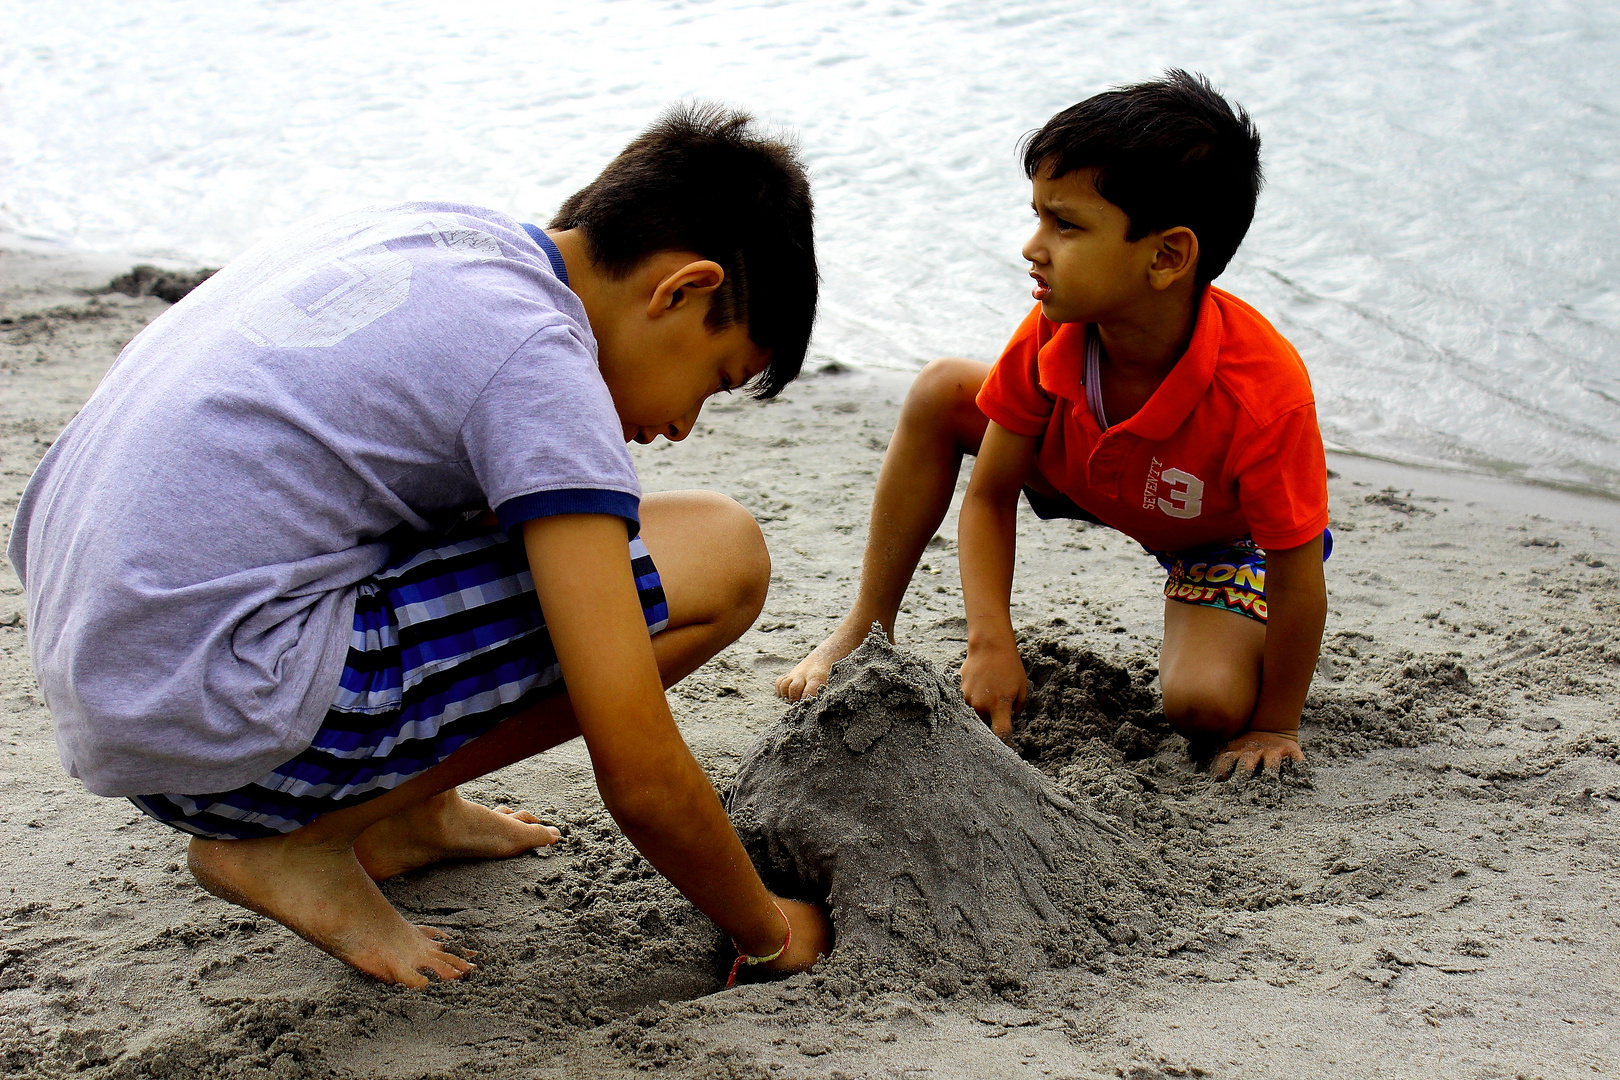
left=1023, top=486, right=1331, bottom=624
left=130, top=523, right=669, bottom=840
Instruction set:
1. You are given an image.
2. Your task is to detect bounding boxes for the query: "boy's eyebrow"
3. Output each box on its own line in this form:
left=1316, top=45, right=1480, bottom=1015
left=1034, top=196, right=1087, bottom=219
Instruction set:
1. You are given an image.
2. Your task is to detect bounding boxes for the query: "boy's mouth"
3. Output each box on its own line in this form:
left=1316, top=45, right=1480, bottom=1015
left=1029, top=272, right=1051, bottom=301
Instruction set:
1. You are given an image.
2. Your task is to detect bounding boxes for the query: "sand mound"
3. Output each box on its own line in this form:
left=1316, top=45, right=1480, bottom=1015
left=727, top=628, right=1174, bottom=985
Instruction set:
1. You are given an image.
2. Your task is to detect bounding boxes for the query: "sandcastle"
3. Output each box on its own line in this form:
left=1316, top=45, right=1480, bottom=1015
left=728, top=628, right=1160, bottom=980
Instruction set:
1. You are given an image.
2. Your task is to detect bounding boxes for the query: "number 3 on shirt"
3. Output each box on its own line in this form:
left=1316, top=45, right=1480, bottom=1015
left=1157, top=468, right=1204, bottom=519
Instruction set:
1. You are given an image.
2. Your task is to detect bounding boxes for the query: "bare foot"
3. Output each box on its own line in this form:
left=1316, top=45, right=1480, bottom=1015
left=775, top=617, right=883, bottom=701
left=353, top=789, right=562, bottom=881
left=188, top=833, right=476, bottom=988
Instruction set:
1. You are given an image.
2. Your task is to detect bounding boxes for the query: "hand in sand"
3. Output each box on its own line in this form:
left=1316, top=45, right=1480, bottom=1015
left=776, top=617, right=874, bottom=701
left=960, top=639, right=1027, bottom=739
left=1212, top=731, right=1305, bottom=780
left=761, top=897, right=833, bottom=975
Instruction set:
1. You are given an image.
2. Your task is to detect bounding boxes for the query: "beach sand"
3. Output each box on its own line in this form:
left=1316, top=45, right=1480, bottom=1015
left=2, top=246, right=1618, bottom=1079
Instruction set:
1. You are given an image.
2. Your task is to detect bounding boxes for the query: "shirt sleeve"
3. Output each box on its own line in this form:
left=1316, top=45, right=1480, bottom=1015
left=459, top=323, right=642, bottom=536
left=976, top=304, right=1057, bottom=437
left=1231, top=402, right=1330, bottom=551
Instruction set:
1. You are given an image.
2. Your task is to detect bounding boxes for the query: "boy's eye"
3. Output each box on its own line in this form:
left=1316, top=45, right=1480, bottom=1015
left=1055, top=217, right=1080, bottom=232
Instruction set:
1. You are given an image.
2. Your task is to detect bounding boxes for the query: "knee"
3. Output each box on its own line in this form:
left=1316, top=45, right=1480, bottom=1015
left=689, top=490, right=770, bottom=624
left=903, top=358, right=989, bottom=424
left=1160, top=680, right=1251, bottom=742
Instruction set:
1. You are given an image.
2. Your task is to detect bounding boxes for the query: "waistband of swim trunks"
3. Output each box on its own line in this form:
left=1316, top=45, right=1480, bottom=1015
left=1146, top=528, right=1333, bottom=567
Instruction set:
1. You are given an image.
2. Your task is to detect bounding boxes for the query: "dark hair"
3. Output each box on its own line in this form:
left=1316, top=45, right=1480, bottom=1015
left=550, top=102, right=817, bottom=398
left=1021, top=70, right=1263, bottom=283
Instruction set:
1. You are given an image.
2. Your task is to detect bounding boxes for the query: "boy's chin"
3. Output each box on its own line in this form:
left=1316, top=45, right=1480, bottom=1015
left=1039, top=299, right=1084, bottom=324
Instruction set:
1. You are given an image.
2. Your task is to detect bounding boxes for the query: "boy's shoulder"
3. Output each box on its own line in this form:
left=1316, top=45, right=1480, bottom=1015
left=1201, top=286, right=1315, bottom=425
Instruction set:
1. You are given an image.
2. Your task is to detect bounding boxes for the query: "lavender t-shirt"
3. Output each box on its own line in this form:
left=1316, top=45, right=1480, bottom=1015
left=8, top=203, right=639, bottom=796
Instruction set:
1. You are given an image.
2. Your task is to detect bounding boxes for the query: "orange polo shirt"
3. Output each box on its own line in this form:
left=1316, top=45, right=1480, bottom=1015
left=976, top=286, right=1328, bottom=553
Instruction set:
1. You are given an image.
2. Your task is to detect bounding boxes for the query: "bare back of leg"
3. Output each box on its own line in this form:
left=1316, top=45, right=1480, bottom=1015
left=1158, top=598, right=1266, bottom=746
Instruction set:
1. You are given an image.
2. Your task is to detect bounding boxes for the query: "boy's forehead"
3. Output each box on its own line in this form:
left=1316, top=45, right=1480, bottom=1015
left=1033, top=167, right=1103, bottom=206
left=1032, top=168, right=1117, bottom=220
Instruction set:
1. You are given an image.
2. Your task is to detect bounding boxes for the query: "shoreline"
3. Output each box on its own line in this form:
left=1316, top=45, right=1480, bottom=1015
left=7, top=231, right=1616, bottom=515
left=3, top=247, right=1619, bottom=1078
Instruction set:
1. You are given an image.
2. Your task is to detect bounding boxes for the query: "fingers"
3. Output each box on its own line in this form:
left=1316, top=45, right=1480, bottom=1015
left=990, top=702, right=1013, bottom=740
left=1212, top=737, right=1307, bottom=781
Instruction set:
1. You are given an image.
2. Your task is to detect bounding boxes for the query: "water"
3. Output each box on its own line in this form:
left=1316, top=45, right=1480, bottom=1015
left=4, top=0, right=1618, bottom=496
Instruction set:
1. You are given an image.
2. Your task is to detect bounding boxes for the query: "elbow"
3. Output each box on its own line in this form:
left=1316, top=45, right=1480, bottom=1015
left=598, top=770, right=701, bottom=838
left=962, top=482, right=1018, bottom=521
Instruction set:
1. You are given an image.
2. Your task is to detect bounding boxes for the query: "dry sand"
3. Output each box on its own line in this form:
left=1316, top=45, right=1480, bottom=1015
left=2, top=244, right=1619, bottom=1079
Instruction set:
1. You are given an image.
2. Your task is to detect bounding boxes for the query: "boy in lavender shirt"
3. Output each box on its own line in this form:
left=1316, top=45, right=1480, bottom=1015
left=9, top=105, right=829, bottom=987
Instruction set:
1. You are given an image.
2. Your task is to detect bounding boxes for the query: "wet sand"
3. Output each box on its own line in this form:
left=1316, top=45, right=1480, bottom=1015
left=2, top=245, right=1618, bottom=1079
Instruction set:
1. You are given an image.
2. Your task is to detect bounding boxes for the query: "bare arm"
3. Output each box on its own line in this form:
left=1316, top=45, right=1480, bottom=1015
left=1214, top=534, right=1326, bottom=777
left=958, top=421, right=1039, bottom=736
left=522, top=514, right=816, bottom=966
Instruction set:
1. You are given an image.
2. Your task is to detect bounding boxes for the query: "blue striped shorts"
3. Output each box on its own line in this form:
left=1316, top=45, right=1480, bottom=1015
left=130, top=524, right=669, bottom=840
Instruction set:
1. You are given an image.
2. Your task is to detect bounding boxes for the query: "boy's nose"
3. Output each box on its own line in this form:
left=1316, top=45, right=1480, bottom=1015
left=665, top=406, right=701, bottom=442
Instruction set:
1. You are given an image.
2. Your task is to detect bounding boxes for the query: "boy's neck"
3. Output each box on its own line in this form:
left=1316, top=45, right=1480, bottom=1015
left=547, top=229, right=613, bottom=340
left=1093, top=281, right=1204, bottom=383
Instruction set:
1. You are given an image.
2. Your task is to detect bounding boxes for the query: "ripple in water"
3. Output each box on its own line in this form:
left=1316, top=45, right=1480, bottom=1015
left=3, top=1, right=1616, bottom=494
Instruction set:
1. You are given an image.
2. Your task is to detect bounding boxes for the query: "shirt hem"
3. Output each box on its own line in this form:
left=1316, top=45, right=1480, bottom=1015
left=1251, top=518, right=1331, bottom=552
left=495, top=488, right=642, bottom=537
left=976, top=394, right=1050, bottom=439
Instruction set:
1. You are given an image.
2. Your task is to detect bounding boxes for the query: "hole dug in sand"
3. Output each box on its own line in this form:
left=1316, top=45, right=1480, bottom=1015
left=727, top=627, right=1178, bottom=990
left=1013, top=637, right=1173, bottom=767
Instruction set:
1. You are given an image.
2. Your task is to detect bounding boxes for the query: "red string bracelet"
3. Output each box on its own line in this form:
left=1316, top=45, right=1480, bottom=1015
left=726, top=902, right=790, bottom=988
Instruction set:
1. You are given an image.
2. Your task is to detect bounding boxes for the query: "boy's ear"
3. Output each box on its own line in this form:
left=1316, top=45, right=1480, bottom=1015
left=1147, top=227, right=1200, bottom=291
left=648, top=259, right=726, bottom=319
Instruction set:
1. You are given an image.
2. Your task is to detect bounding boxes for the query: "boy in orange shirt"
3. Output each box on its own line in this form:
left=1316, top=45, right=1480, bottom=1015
left=779, top=71, right=1329, bottom=779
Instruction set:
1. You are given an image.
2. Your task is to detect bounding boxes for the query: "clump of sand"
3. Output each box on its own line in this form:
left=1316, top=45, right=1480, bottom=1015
left=104, top=266, right=215, bottom=304
left=727, top=627, right=1181, bottom=988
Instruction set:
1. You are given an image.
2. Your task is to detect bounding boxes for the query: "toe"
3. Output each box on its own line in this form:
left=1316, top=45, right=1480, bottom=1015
left=393, top=967, right=431, bottom=989
left=422, top=951, right=476, bottom=981
left=416, top=924, right=451, bottom=942
left=439, top=949, right=477, bottom=972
